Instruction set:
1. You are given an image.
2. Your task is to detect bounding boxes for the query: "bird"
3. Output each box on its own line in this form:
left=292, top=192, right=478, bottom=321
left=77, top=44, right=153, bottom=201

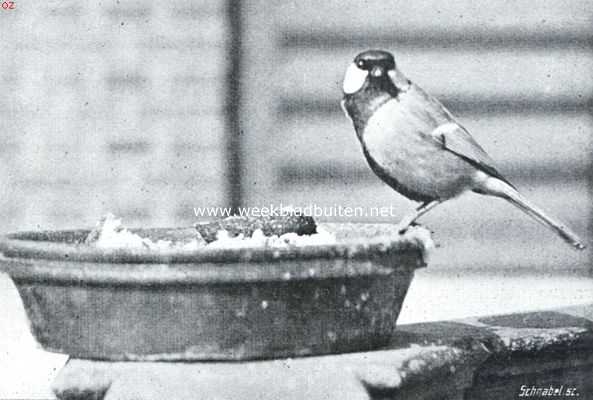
left=341, top=49, right=585, bottom=250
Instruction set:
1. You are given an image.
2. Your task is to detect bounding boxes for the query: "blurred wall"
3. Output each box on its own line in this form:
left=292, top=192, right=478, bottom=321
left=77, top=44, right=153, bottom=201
left=0, top=0, right=591, bottom=272
left=240, top=0, right=592, bottom=272
left=0, top=0, right=228, bottom=231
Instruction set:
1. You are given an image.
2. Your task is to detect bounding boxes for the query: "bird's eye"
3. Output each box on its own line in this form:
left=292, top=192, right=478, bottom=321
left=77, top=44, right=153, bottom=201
left=356, top=60, right=366, bottom=69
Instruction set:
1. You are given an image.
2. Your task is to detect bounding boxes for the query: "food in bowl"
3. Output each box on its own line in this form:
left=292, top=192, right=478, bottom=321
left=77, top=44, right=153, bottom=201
left=195, top=213, right=316, bottom=242
left=85, top=213, right=336, bottom=251
left=85, top=214, right=205, bottom=250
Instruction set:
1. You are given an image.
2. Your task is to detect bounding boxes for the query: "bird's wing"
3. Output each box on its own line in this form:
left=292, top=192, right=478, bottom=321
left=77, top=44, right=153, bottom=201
left=431, top=122, right=515, bottom=189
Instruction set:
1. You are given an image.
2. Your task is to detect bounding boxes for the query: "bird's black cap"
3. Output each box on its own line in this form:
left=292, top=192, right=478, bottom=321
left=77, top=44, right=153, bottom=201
left=354, top=50, right=395, bottom=70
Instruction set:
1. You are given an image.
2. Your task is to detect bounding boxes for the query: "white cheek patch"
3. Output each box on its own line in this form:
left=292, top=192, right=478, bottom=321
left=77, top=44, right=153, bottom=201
left=342, top=63, right=368, bottom=94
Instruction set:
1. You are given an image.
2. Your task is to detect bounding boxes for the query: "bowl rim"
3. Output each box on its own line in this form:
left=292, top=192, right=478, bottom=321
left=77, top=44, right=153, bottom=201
left=0, top=223, right=429, bottom=266
left=0, top=254, right=423, bottom=285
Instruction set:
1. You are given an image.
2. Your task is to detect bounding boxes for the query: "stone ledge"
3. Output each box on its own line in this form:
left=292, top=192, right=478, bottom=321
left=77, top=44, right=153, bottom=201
left=52, top=304, right=593, bottom=400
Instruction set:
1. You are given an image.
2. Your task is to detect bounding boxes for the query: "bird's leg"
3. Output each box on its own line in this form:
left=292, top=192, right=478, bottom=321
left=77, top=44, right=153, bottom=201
left=396, top=200, right=441, bottom=234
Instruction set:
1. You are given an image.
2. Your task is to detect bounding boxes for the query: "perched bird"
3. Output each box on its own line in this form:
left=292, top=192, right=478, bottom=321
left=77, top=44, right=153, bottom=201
left=341, top=49, right=585, bottom=250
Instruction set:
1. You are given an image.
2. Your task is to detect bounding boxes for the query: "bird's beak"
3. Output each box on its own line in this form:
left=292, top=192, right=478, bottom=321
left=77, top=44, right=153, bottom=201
left=343, top=62, right=368, bottom=94
left=370, top=66, right=383, bottom=78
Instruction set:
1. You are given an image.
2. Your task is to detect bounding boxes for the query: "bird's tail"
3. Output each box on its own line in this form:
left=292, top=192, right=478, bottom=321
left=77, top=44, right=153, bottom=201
left=480, top=177, right=586, bottom=250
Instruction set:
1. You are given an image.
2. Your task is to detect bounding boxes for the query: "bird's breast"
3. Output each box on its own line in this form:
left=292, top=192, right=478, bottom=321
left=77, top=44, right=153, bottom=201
left=361, top=96, right=475, bottom=200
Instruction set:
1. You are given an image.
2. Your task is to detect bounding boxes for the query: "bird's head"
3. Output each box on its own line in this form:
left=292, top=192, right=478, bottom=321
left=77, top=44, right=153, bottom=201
left=342, top=50, right=409, bottom=96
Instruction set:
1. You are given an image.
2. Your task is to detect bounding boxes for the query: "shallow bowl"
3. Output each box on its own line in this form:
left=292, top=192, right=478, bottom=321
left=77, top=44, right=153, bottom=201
left=0, top=223, right=430, bottom=360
